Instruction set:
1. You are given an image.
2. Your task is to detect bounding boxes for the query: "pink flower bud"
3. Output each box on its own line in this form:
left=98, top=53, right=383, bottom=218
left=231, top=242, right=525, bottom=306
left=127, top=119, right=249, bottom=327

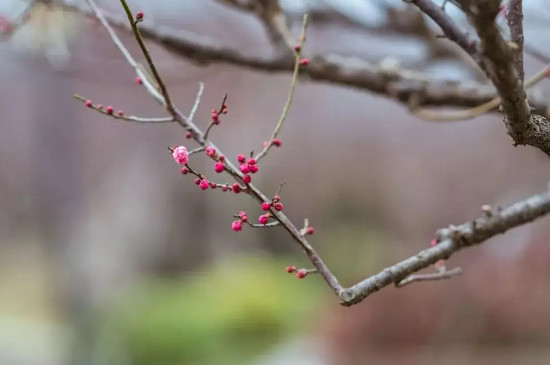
left=272, top=139, right=282, bottom=147
left=214, top=162, right=224, bottom=173
left=218, top=155, right=225, bottom=162
left=185, top=131, right=193, bottom=139
left=247, top=158, right=256, bottom=165
left=259, top=213, right=270, bottom=225
left=85, top=100, right=93, bottom=107
left=135, top=77, right=142, bottom=84
left=199, top=179, right=209, bottom=190
left=194, top=178, right=201, bottom=185
left=272, top=195, right=281, bottom=202
left=232, top=183, right=242, bottom=193
left=286, top=265, right=296, bottom=273
left=211, top=110, right=219, bottom=124
left=239, top=211, right=248, bottom=222
left=136, top=11, right=144, bottom=20
left=261, top=202, right=271, bottom=211
left=180, top=167, right=189, bottom=174
left=306, top=227, right=314, bottom=235
left=106, top=106, right=114, bottom=115
left=299, top=58, right=309, bottom=66
left=430, top=239, right=437, bottom=247
left=232, top=220, right=242, bottom=232
left=296, top=269, right=308, bottom=279
left=205, top=146, right=216, bottom=157
left=273, top=202, right=284, bottom=211
left=249, top=164, right=259, bottom=174
left=243, top=174, right=251, bottom=184
left=221, top=185, right=228, bottom=192
left=294, top=44, right=301, bottom=52
left=239, top=164, right=250, bottom=174
left=237, top=154, right=246, bottom=163
left=172, top=146, right=189, bottom=165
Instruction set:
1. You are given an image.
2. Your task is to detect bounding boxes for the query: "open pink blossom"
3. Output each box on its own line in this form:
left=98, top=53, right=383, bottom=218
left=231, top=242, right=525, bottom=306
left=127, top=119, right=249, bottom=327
left=172, top=146, right=189, bottom=165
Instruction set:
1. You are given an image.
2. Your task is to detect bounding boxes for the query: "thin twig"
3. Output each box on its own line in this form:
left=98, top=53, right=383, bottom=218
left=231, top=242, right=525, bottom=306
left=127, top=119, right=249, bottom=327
left=83, top=0, right=165, bottom=106
left=204, top=94, right=228, bottom=140
left=84, top=0, right=343, bottom=296
left=243, top=220, right=281, bottom=228
left=187, top=82, right=204, bottom=124
left=255, top=14, right=308, bottom=161
left=412, top=62, right=550, bottom=121
left=74, top=94, right=173, bottom=123
left=188, top=147, right=206, bottom=156
left=119, top=0, right=176, bottom=118
left=396, top=267, right=462, bottom=288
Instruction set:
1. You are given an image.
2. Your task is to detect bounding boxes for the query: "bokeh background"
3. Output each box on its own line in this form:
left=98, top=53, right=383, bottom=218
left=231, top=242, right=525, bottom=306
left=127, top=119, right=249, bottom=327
left=2, top=0, right=550, bottom=364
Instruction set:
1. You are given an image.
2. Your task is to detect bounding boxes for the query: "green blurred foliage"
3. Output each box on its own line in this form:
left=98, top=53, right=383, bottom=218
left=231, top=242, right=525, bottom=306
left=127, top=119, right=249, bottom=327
left=101, top=256, right=323, bottom=365
left=318, top=222, right=389, bottom=284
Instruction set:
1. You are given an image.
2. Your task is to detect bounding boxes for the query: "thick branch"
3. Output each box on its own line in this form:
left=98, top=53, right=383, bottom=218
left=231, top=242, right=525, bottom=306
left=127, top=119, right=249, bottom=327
left=461, top=0, right=550, bottom=155
left=340, top=190, right=550, bottom=306
left=506, top=0, right=524, bottom=81
left=55, top=0, right=549, bottom=116
left=408, top=0, right=478, bottom=59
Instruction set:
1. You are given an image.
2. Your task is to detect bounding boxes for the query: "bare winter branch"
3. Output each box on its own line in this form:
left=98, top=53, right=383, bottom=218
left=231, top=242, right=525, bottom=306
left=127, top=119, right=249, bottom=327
left=340, top=189, right=550, bottom=305
left=55, top=0, right=550, bottom=117
left=408, top=0, right=478, bottom=59
left=506, top=0, right=525, bottom=81
left=84, top=0, right=344, bottom=297
left=255, top=15, right=307, bottom=161
left=460, top=0, right=550, bottom=155
left=78, top=0, right=550, bottom=307
left=74, top=94, right=173, bottom=123
left=408, top=0, right=550, bottom=154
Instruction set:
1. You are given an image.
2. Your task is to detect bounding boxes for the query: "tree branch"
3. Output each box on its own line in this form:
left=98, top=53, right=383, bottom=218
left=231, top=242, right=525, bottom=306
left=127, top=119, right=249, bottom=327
left=459, top=0, right=550, bottom=155
left=408, top=0, right=479, bottom=59
left=85, top=0, right=344, bottom=297
left=255, top=15, right=306, bottom=161
left=395, top=266, right=463, bottom=288
left=81, top=0, right=550, bottom=307
left=506, top=0, right=524, bottom=81
left=408, top=0, right=550, bottom=154
left=340, top=189, right=550, bottom=306
left=54, top=0, right=550, bottom=117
